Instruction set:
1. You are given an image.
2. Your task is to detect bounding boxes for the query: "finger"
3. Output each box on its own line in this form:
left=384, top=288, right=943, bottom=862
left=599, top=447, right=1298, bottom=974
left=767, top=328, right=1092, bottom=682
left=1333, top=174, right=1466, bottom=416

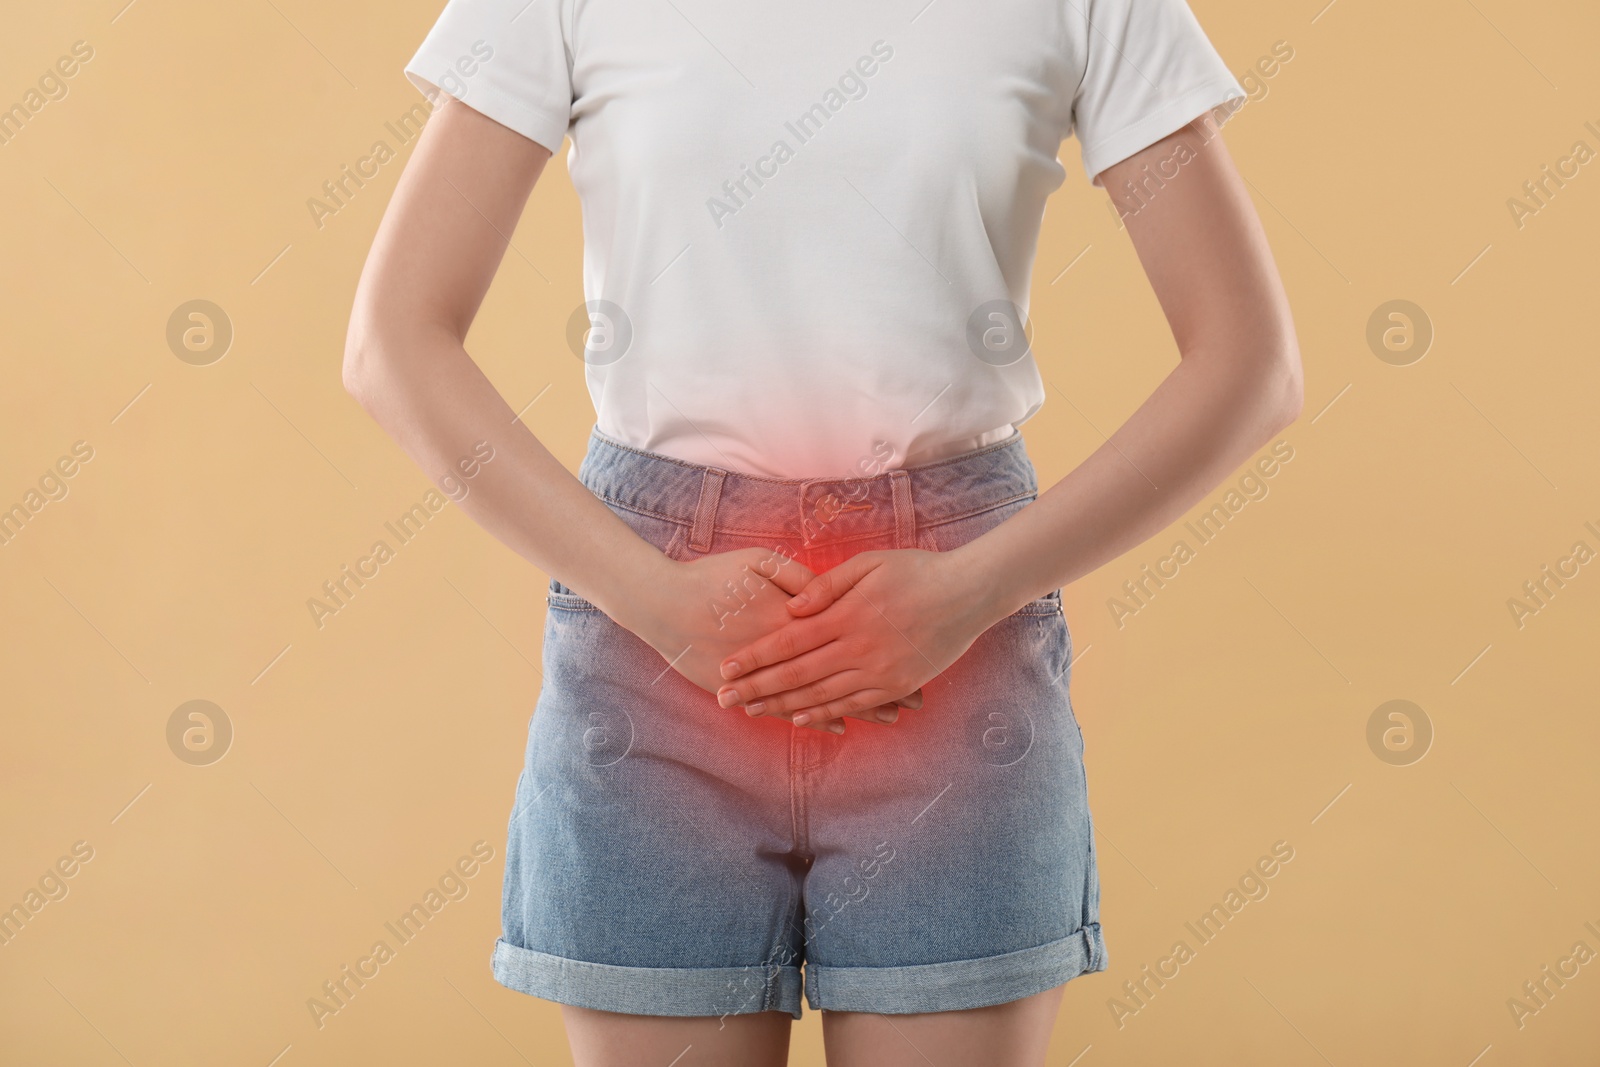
left=768, top=702, right=896, bottom=727
left=858, top=702, right=900, bottom=725
left=719, top=615, right=834, bottom=681
left=756, top=547, right=813, bottom=597
left=741, top=670, right=868, bottom=719
left=718, top=642, right=847, bottom=709
left=767, top=699, right=900, bottom=725
left=791, top=688, right=901, bottom=728
left=844, top=692, right=918, bottom=724
left=786, top=556, right=869, bottom=617
left=800, top=717, right=846, bottom=735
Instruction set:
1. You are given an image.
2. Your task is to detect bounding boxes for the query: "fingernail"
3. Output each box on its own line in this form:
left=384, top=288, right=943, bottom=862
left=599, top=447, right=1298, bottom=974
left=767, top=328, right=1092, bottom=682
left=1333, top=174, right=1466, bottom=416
left=789, top=593, right=809, bottom=608
left=747, top=701, right=766, bottom=716
left=827, top=721, right=845, bottom=735
left=792, top=712, right=811, bottom=726
left=875, top=709, right=897, bottom=724
left=721, top=660, right=741, bottom=679
left=718, top=690, right=738, bottom=708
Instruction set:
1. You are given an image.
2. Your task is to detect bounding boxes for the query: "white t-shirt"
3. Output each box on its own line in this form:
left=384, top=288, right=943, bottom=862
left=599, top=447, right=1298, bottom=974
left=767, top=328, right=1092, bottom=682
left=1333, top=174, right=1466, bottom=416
left=404, top=0, right=1243, bottom=479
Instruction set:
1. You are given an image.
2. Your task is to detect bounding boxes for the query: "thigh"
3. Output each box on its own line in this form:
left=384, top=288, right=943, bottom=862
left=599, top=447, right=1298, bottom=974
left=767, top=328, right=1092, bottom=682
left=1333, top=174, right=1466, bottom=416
left=495, top=501, right=812, bottom=1017
left=795, top=605, right=1102, bottom=1012
left=793, top=493, right=1106, bottom=1015
left=496, top=596, right=810, bottom=1017
left=821, top=984, right=1067, bottom=1067
left=563, top=1005, right=792, bottom=1067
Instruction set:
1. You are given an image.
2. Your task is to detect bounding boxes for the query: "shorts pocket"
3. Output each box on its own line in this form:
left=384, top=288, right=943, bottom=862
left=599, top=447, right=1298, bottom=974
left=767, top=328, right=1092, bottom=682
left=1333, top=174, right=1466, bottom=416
left=546, top=582, right=600, bottom=612
left=1015, top=588, right=1064, bottom=617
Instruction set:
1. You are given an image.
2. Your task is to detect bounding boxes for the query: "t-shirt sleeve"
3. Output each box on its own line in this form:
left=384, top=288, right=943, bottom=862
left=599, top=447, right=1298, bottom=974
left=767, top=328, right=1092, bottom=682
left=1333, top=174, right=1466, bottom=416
left=403, top=0, right=574, bottom=154
left=1069, top=0, right=1245, bottom=186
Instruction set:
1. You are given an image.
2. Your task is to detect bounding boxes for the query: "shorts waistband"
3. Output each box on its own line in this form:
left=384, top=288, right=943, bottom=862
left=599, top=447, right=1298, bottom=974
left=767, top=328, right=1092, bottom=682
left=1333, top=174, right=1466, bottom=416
left=576, top=428, right=1038, bottom=550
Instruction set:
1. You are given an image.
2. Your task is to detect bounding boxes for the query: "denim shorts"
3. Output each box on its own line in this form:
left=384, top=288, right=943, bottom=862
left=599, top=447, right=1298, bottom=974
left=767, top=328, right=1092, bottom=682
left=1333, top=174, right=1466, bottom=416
left=492, top=427, right=1106, bottom=1018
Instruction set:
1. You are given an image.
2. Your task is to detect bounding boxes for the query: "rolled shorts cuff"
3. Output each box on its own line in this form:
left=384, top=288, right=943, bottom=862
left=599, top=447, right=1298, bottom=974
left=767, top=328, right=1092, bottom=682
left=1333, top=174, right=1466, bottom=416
left=804, top=923, right=1107, bottom=1015
left=492, top=939, right=806, bottom=1019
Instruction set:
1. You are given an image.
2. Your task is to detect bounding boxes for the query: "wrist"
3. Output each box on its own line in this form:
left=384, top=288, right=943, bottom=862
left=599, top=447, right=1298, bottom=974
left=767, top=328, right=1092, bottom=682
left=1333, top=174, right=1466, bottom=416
left=946, top=537, right=1044, bottom=628
left=584, top=536, right=676, bottom=632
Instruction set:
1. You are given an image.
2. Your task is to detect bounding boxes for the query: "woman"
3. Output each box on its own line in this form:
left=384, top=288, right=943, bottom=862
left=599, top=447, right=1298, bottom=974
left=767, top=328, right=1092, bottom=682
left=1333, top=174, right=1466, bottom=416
left=344, top=0, right=1301, bottom=1062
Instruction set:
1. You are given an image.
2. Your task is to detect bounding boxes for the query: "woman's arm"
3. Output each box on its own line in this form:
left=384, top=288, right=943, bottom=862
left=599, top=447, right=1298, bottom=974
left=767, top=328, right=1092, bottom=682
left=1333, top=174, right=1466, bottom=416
left=343, top=96, right=821, bottom=701
left=952, top=110, right=1303, bottom=610
left=344, top=97, right=657, bottom=611
left=715, top=113, right=1304, bottom=724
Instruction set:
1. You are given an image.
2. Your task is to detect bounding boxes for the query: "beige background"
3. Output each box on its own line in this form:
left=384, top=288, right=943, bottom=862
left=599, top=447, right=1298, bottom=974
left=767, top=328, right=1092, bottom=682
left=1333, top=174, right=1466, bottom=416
left=3, top=0, right=1598, bottom=1063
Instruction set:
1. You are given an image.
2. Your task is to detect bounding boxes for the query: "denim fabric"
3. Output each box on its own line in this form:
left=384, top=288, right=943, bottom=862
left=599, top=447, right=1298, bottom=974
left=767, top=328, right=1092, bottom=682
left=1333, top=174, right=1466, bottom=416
left=493, top=427, right=1107, bottom=1017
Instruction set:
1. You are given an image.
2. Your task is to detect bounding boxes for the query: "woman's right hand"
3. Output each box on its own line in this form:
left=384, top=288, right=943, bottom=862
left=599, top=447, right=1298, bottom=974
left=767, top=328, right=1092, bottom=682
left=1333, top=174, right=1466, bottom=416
left=615, top=546, right=918, bottom=732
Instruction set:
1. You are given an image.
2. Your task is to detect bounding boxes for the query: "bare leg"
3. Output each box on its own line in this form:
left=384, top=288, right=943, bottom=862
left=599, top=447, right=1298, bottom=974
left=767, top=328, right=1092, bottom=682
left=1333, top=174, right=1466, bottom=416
left=821, top=984, right=1066, bottom=1067
left=561, top=1006, right=792, bottom=1067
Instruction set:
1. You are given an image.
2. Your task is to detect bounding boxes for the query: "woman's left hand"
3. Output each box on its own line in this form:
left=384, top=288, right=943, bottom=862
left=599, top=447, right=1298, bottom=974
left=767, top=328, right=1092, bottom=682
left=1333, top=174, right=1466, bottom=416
left=714, top=546, right=1014, bottom=727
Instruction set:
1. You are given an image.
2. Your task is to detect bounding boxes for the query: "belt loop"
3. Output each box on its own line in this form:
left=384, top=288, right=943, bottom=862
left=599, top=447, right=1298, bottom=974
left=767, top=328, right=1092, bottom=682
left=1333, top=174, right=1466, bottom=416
left=889, top=469, right=915, bottom=549
left=689, top=468, right=727, bottom=553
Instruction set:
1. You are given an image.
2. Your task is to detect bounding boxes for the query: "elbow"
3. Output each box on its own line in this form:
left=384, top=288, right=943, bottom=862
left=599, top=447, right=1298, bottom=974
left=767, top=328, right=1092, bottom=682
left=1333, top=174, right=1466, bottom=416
left=342, top=315, right=378, bottom=404
left=343, top=293, right=459, bottom=406
left=1274, top=345, right=1304, bottom=432
left=1262, top=335, right=1304, bottom=436
left=342, top=305, right=402, bottom=408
